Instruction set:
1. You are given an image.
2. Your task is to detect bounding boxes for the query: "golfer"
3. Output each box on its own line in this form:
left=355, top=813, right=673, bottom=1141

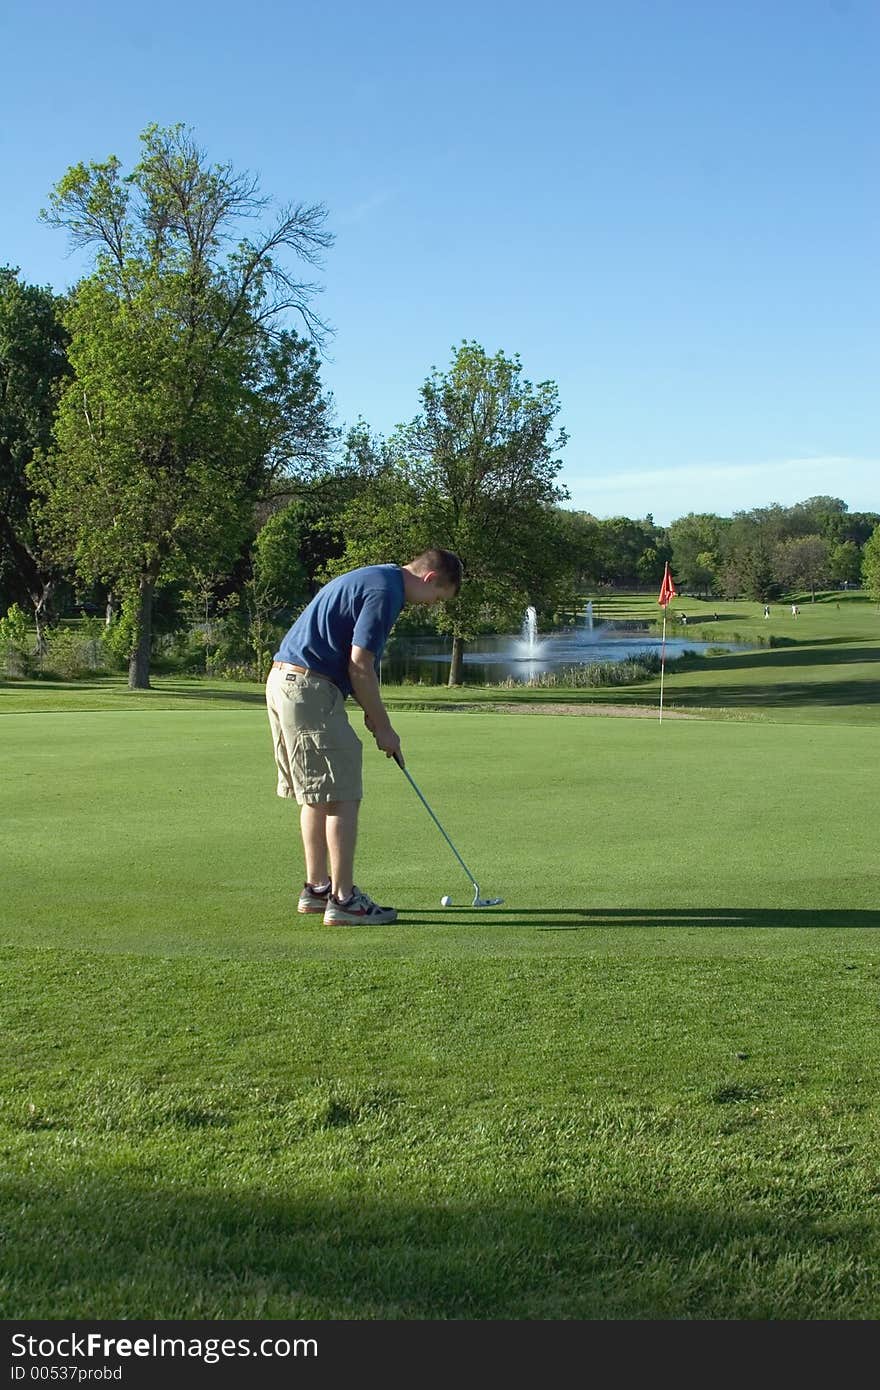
left=266, top=549, right=463, bottom=925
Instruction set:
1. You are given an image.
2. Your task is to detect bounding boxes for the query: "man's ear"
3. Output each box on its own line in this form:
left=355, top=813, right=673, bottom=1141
left=423, top=570, right=438, bottom=584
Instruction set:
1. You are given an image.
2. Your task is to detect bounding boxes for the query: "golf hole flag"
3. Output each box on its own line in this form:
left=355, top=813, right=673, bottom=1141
left=657, top=562, right=677, bottom=722
left=658, top=561, right=677, bottom=609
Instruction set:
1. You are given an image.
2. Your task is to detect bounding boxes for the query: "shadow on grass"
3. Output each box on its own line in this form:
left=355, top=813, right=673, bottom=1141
left=149, top=681, right=265, bottom=705
left=1, top=1180, right=875, bottom=1319
left=405, top=907, right=880, bottom=930
left=672, top=612, right=737, bottom=624
left=0, top=679, right=266, bottom=706
left=700, top=642, right=880, bottom=673
left=668, top=678, right=879, bottom=709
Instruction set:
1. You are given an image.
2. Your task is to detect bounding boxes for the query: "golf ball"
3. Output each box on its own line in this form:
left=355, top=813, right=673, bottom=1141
left=441, top=895, right=452, bottom=907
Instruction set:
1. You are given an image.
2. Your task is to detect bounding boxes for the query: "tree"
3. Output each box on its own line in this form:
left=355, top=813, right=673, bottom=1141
left=251, top=504, right=309, bottom=614
left=719, top=507, right=795, bottom=601
left=593, top=516, right=668, bottom=587
left=554, top=509, right=605, bottom=589
left=773, top=534, right=830, bottom=601
left=728, top=505, right=790, bottom=554
left=30, top=124, right=335, bottom=688
left=331, top=343, right=570, bottom=684
left=741, top=547, right=778, bottom=603
left=786, top=495, right=847, bottom=539
left=635, top=545, right=669, bottom=586
left=862, top=525, right=880, bottom=605
left=668, top=513, right=727, bottom=593
left=827, top=540, right=862, bottom=587
left=0, top=268, right=70, bottom=647
left=841, top=511, right=880, bottom=547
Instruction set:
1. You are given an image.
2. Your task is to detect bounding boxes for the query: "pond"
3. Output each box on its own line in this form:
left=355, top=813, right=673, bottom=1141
left=380, top=621, right=741, bottom=686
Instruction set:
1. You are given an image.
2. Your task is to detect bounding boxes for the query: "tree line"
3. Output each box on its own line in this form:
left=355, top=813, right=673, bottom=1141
left=2, top=125, right=878, bottom=688
left=564, top=498, right=880, bottom=609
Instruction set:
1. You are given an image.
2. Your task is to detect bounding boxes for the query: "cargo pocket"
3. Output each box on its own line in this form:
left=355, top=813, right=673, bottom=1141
left=292, top=730, right=333, bottom=798
left=292, top=725, right=361, bottom=801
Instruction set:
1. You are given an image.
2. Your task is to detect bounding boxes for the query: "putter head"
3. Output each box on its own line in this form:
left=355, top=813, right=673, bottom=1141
left=471, top=888, right=504, bottom=908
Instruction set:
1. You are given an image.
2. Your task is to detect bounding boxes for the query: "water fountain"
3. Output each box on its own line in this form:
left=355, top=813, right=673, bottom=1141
left=520, top=605, right=538, bottom=653
left=381, top=599, right=741, bottom=684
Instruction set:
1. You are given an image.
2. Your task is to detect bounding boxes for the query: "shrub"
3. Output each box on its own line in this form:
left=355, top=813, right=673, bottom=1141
left=152, top=629, right=208, bottom=675
left=102, top=601, right=139, bottom=672
left=43, top=618, right=109, bottom=679
left=499, top=654, right=663, bottom=689
left=0, top=603, right=35, bottom=677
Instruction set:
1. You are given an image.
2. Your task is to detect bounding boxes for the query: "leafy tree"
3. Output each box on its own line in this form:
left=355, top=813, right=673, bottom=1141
left=288, top=424, right=400, bottom=595
left=0, top=268, right=70, bottom=647
left=716, top=555, right=745, bottom=600
left=554, top=509, right=605, bottom=590
left=635, top=545, right=669, bottom=586
left=689, top=550, right=719, bottom=596
left=827, top=540, right=862, bottom=587
left=727, top=505, right=790, bottom=554
left=718, top=506, right=797, bottom=601
left=592, top=516, right=668, bottom=587
left=741, top=547, right=778, bottom=603
left=773, top=534, right=830, bottom=601
left=30, top=124, right=335, bottom=688
left=331, top=343, right=570, bottom=683
left=668, top=513, right=727, bottom=593
left=250, top=423, right=401, bottom=608
left=252, top=504, right=310, bottom=614
left=786, top=496, right=848, bottom=539
left=862, top=525, right=880, bottom=605
left=840, top=511, right=880, bottom=547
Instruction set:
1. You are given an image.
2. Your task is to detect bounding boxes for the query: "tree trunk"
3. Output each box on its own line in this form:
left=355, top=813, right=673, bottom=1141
left=105, top=590, right=116, bottom=626
left=448, top=633, right=464, bottom=686
left=30, top=582, right=54, bottom=657
left=128, top=572, right=155, bottom=690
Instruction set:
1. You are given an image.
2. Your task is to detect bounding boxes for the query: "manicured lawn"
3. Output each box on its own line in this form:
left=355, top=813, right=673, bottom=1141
left=1, top=693, right=878, bottom=1319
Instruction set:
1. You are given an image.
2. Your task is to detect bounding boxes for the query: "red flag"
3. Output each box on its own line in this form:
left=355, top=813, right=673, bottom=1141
left=658, top=562, right=677, bottom=608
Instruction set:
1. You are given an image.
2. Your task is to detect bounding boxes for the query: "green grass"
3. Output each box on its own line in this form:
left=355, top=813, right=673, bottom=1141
left=1, top=684, right=879, bottom=1319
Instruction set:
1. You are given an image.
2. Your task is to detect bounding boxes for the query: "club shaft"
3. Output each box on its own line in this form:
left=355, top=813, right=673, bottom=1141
left=397, top=764, right=479, bottom=890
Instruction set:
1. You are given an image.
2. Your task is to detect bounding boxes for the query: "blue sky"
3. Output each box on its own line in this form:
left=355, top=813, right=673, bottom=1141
left=2, top=0, right=877, bottom=525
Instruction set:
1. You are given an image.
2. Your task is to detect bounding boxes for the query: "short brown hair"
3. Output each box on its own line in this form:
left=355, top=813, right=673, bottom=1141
left=410, top=548, right=463, bottom=596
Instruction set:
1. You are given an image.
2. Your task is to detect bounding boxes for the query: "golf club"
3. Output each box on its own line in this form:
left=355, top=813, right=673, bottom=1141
left=393, top=751, right=503, bottom=907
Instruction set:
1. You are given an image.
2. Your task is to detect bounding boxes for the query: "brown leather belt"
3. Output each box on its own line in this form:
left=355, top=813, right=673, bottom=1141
left=272, top=661, right=337, bottom=687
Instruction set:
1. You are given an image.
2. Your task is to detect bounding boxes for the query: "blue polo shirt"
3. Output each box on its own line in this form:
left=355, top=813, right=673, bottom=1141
left=275, top=565, right=405, bottom=698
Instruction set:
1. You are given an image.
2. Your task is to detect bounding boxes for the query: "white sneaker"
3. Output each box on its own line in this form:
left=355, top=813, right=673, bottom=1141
left=323, top=887, right=398, bottom=926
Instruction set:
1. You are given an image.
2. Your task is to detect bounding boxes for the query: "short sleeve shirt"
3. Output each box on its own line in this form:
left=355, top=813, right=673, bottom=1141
left=274, top=565, right=405, bottom=698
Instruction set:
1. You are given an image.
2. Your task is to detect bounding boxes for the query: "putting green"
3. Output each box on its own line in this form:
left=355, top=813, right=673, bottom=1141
left=2, top=707, right=876, bottom=959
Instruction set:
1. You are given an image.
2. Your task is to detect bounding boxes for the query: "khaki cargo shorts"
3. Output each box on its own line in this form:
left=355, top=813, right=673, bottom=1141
left=266, top=665, right=363, bottom=804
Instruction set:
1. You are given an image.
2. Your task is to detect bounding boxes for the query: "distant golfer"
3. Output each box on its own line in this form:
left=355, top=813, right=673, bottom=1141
left=266, top=549, right=462, bottom=925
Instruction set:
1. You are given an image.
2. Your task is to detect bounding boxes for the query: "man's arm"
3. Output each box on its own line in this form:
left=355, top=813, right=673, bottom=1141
left=349, top=645, right=402, bottom=763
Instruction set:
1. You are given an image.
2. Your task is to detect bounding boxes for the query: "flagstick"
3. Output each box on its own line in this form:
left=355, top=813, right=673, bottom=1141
left=659, top=608, right=667, bottom=723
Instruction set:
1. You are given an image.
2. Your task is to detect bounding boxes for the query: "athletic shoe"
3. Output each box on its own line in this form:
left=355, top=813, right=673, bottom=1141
left=323, top=886, right=398, bottom=926
left=298, top=881, right=331, bottom=915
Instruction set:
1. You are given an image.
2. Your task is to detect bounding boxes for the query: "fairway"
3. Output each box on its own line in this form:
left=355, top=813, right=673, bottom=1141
left=2, top=702, right=879, bottom=1319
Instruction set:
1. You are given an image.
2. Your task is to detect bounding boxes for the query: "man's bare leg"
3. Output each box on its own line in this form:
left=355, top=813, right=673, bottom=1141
left=324, top=800, right=360, bottom=900
left=300, top=804, right=329, bottom=887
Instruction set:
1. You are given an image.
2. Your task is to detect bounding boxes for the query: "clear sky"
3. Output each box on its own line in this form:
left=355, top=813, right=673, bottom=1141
left=2, top=0, right=877, bottom=525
